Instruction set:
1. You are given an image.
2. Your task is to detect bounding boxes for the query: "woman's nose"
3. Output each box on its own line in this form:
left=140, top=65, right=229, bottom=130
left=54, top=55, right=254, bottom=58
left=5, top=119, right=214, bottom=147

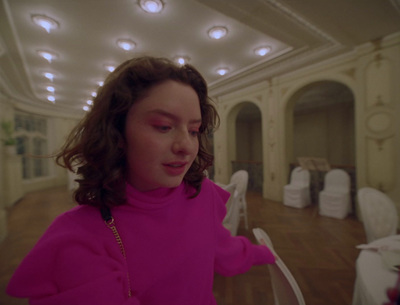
left=172, top=130, right=195, bottom=154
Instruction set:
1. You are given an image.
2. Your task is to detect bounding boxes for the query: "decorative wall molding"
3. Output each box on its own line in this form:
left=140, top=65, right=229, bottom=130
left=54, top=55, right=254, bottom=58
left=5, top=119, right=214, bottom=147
left=389, top=0, right=400, bottom=13
left=264, top=0, right=339, bottom=45
left=0, top=38, right=4, bottom=57
left=364, top=106, right=395, bottom=139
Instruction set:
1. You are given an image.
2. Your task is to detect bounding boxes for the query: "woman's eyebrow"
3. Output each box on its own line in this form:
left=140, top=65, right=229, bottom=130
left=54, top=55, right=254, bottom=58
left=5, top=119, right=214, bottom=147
left=148, top=109, right=202, bottom=124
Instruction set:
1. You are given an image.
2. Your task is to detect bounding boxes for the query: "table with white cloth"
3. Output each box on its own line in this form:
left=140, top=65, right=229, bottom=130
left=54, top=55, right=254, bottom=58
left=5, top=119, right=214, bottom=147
left=352, top=235, right=400, bottom=305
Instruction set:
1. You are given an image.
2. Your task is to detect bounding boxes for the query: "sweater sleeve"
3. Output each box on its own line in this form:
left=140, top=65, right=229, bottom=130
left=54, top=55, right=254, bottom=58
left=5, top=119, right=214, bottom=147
left=7, top=210, right=140, bottom=305
left=211, top=182, right=276, bottom=276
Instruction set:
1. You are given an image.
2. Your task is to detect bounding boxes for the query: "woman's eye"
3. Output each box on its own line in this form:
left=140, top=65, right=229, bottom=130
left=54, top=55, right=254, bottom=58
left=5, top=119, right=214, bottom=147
left=190, top=130, right=200, bottom=137
left=155, top=125, right=171, bottom=132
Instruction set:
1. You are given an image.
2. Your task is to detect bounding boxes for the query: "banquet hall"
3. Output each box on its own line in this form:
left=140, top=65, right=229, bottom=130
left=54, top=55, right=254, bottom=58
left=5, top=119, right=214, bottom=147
left=0, top=1, right=400, bottom=304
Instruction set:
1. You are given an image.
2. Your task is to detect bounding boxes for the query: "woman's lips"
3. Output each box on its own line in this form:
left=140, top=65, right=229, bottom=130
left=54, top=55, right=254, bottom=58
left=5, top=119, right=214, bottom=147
left=163, top=162, right=187, bottom=175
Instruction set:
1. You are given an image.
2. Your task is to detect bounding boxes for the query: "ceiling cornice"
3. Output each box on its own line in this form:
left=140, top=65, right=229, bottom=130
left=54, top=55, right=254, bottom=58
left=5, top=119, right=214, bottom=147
left=209, top=43, right=350, bottom=98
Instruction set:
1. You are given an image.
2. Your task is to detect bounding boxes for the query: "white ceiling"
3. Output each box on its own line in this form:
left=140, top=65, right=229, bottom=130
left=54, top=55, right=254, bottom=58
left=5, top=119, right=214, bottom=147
left=1, top=0, right=400, bottom=117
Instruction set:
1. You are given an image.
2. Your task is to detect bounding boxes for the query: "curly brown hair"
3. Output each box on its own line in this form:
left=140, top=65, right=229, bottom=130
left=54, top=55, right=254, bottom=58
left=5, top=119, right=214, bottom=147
left=56, top=56, right=219, bottom=207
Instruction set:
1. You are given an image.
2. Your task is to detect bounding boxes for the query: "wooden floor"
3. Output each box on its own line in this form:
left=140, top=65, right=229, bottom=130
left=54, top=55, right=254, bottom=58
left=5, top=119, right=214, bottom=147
left=0, top=186, right=366, bottom=305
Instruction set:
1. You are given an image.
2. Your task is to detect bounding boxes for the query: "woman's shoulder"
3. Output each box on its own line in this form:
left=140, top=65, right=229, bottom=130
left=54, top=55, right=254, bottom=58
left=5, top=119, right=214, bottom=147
left=63, top=204, right=101, bottom=221
left=201, top=177, right=221, bottom=191
left=200, top=179, right=231, bottom=223
left=52, top=204, right=99, bottom=224
left=14, top=204, right=112, bottom=273
left=199, top=178, right=230, bottom=204
left=7, top=204, right=128, bottom=301
left=42, top=204, right=104, bottom=242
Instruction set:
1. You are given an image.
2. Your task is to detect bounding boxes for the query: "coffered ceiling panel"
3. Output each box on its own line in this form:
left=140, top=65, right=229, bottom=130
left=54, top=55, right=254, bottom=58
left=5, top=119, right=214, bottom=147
left=0, top=0, right=399, bottom=117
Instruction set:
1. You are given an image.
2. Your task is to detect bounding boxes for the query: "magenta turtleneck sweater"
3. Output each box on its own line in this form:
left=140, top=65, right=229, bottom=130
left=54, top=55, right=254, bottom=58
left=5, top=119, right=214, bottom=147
left=7, top=178, right=275, bottom=305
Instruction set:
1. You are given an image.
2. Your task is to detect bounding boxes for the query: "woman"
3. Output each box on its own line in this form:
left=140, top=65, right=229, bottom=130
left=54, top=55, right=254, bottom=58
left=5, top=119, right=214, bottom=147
left=7, top=56, right=275, bottom=304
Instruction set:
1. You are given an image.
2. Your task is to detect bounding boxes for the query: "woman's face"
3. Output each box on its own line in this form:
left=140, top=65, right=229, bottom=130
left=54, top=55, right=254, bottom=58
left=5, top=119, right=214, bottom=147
left=124, top=80, right=201, bottom=192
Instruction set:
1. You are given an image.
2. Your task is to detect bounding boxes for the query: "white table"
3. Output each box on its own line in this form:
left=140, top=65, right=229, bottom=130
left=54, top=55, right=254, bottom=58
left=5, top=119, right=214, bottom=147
left=352, top=235, right=400, bottom=305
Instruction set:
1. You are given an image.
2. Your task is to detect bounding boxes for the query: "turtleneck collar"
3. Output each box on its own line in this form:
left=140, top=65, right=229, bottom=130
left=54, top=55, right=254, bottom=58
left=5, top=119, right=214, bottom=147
left=125, top=182, right=191, bottom=210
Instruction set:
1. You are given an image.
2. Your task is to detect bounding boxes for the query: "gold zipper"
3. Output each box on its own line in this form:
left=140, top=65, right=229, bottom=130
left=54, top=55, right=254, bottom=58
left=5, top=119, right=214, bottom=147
left=105, top=217, right=133, bottom=298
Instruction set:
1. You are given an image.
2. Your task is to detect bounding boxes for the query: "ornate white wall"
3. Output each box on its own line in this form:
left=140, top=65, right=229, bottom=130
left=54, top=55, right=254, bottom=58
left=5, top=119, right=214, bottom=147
left=0, top=96, right=80, bottom=242
left=213, top=33, right=400, bottom=210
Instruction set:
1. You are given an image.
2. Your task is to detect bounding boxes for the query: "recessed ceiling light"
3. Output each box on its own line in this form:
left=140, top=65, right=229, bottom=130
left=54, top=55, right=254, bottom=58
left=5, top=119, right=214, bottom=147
left=37, top=50, right=58, bottom=63
left=139, top=0, right=164, bottom=13
left=47, top=95, right=55, bottom=103
left=117, top=39, right=136, bottom=51
left=254, top=46, right=271, bottom=56
left=173, top=56, right=190, bottom=65
left=31, top=14, right=59, bottom=33
left=97, top=81, right=104, bottom=87
left=104, top=64, right=116, bottom=72
left=216, top=67, right=229, bottom=76
left=83, top=105, right=90, bottom=111
left=91, top=91, right=97, bottom=97
left=208, top=26, right=228, bottom=40
left=86, top=100, right=93, bottom=105
left=43, top=72, right=54, bottom=81
left=46, top=86, right=55, bottom=93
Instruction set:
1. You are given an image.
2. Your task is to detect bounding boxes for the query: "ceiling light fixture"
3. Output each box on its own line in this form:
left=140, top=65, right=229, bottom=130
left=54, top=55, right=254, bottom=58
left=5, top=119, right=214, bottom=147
left=83, top=105, right=90, bottom=111
left=208, top=26, right=228, bottom=40
left=139, top=0, right=164, bottom=13
left=104, top=64, right=116, bottom=72
left=117, top=39, right=136, bottom=51
left=43, top=72, right=54, bottom=81
left=86, top=100, right=93, bottom=105
left=173, top=56, right=190, bottom=66
left=46, top=86, right=55, bottom=93
left=37, top=50, right=58, bottom=63
left=216, top=67, right=229, bottom=76
left=47, top=95, right=55, bottom=103
left=91, top=91, right=97, bottom=97
left=97, top=81, right=104, bottom=87
left=31, top=14, right=59, bottom=33
left=254, top=46, right=271, bottom=56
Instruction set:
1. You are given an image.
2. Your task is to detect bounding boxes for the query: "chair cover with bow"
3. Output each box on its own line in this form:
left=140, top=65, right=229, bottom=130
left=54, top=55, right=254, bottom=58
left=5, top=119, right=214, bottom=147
left=219, top=183, right=241, bottom=236
left=283, top=167, right=311, bottom=208
left=230, top=170, right=249, bottom=229
left=319, top=169, right=351, bottom=219
left=358, top=187, right=398, bottom=243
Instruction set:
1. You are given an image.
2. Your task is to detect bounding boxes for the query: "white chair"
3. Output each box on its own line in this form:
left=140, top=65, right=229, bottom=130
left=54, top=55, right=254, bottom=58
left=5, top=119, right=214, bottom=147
left=253, top=228, right=306, bottom=305
left=220, top=183, right=236, bottom=201
left=358, top=187, right=398, bottom=243
left=283, top=167, right=311, bottom=208
left=319, top=169, right=351, bottom=219
left=67, top=170, right=79, bottom=192
left=220, top=183, right=241, bottom=236
left=230, top=170, right=249, bottom=229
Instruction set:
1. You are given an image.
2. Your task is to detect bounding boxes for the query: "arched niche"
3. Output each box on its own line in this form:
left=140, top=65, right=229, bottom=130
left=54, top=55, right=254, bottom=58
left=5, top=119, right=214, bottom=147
left=285, top=80, right=355, bottom=201
left=227, top=101, right=263, bottom=192
left=286, top=80, right=355, bottom=166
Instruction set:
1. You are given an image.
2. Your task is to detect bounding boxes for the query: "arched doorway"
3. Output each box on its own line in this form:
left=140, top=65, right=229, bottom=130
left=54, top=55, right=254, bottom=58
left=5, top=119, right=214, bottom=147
left=229, top=102, right=263, bottom=192
left=286, top=80, right=355, bottom=203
